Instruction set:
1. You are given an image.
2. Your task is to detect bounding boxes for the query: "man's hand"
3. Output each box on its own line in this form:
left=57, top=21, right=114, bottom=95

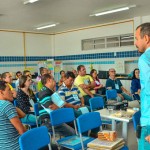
left=73, top=105, right=80, bottom=110
left=49, top=104, right=59, bottom=110
left=145, top=135, right=150, bottom=143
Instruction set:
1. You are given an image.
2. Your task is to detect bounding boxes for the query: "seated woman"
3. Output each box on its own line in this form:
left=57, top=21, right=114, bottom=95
left=90, top=69, right=105, bottom=95
left=16, top=75, right=37, bottom=124
left=131, top=68, right=141, bottom=100
left=0, top=81, right=26, bottom=149
left=58, top=70, right=67, bottom=87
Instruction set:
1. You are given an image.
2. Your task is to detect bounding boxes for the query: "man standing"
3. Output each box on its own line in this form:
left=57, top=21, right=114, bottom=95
left=106, top=68, right=132, bottom=101
left=38, top=73, right=75, bottom=137
left=135, top=22, right=150, bottom=150
left=74, top=65, right=96, bottom=106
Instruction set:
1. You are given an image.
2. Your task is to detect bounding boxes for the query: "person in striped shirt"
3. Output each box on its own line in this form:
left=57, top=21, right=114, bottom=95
left=38, top=73, right=76, bottom=137
left=58, top=71, right=89, bottom=117
left=0, top=81, right=26, bottom=150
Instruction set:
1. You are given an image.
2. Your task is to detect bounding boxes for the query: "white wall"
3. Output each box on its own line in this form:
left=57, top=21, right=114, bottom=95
left=54, top=21, right=134, bottom=56
left=25, top=33, right=53, bottom=56
left=0, top=31, right=24, bottom=56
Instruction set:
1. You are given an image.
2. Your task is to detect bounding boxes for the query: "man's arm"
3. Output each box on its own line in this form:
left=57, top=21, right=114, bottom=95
left=16, top=107, right=26, bottom=118
left=64, top=103, right=80, bottom=109
left=79, top=85, right=94, bottom=97
left=10, top=116, right=26, bottom=135
left=121, top=86, right=131, bottom=95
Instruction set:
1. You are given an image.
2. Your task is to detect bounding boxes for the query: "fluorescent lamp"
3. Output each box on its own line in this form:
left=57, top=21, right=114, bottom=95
left=23, top=0, right=39, bottom=4
left=36, top=24, right=57, bottom=30
left=90, top=5, right=136, bottom=17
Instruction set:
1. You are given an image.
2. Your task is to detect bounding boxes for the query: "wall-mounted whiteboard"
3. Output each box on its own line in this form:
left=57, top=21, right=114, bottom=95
left=115, top=60, right=125, bottom=73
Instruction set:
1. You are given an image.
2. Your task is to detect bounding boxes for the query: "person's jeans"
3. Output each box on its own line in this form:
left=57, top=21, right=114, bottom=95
left=41, top=118, right=76, bottom=137
left=73, top=106, right=91, bottom=118
left=138, top=126, right=150, bottom=150
left=21, top=114, right=37, bottom=123
left=83, top=94, right=100, bottom=106
left=117, top=92, right=133, bottom=101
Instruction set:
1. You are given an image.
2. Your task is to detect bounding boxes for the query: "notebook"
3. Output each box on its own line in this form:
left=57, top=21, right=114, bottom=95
left=41, top=92, right=65, bottom=114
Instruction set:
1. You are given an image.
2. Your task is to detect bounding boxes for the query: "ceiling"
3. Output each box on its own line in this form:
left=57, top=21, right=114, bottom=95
left=0, top=0, right=150, bottom=34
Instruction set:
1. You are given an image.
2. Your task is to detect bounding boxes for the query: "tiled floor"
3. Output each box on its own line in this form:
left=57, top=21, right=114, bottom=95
left=115, top=122, right=138, bottom=150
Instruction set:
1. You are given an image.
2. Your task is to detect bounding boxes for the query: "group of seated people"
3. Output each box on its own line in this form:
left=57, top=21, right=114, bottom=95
left=0, top=65, right=141, bottom=149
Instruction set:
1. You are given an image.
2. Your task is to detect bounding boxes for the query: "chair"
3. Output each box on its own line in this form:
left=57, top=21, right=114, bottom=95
left=106, top=89, right=117, bottom=100
left=89, top=96, right=112, bottom=125
left=50, top=108, right=90, bottom=150
left=77, top=112, right=102, bottom=150
left=11, top=82, right=16, bottom=89
left=35, top=92, right=39, bottom=101
left=89, top=96, right=104, bottom=112
left=33, top=103, right=40, bottom=127
left=132, top=110, right=141, bottom=132
left=19, top=126, right=51, bottom=150
left=120, top=145, right=129, bottom=150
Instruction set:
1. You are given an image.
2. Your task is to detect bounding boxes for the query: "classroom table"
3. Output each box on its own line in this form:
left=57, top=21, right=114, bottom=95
left=96, top=109, right=133, bottom=142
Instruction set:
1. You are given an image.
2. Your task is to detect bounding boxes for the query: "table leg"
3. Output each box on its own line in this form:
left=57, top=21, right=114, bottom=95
left=122, top=122, right=128, bottom=142
left=112, top=120, right=116, bottom=131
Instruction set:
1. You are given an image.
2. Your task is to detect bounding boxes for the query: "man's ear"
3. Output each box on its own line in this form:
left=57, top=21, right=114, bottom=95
left=144, top=35, right=150, bottom=44
left=0, top=90, right=3, bottom=95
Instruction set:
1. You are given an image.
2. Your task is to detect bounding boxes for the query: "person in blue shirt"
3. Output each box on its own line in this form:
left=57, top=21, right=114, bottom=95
left=131, top=68, right=141, bottom=100
left=135, top=22, right=150, bottom=150
left=106, top=68, right=132, bottom=101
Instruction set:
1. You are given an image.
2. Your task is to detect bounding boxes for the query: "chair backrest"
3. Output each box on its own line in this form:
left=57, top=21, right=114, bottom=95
left=13, top=99, right=18, bottom=107
left=77, top=112, right=102, bottom=134
left=11, top=82, right=16, bottom=88
left=106, top=89, right=117, bottom=100
left=89, top=96, right=104, bottom=112
left=35, top=92, right=39, bottom=101
left=19, top=126, right=51, bottom=150
left=34, top=103, right=39, bottom=116
left=132, top=110, right=141, bottom=131
left=50, top=108, right=76, bottom=126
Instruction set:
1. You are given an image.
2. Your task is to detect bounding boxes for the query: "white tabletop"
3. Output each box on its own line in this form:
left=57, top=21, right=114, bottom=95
left=96, top=109, right=132, bottom=122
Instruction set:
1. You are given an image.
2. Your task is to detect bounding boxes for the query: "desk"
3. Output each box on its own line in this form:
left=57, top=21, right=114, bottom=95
left=96, top=109, right=132, bottom=142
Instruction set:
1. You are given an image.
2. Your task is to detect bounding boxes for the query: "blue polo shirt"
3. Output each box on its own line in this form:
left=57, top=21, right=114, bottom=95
left=106, top=78, right=123, bottom=93
left=138, top=47, right=150, bottom=126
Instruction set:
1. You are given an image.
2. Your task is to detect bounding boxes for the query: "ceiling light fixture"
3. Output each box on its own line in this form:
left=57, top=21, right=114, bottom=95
left=90, top=5, right=136, bottom=17
left=36, top=23, right=59, bottom=30
left=23, top=0, right=39, bottom=4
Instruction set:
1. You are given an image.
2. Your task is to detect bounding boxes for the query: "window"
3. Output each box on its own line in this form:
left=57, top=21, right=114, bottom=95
left=82, top=33, right=134, bottom=51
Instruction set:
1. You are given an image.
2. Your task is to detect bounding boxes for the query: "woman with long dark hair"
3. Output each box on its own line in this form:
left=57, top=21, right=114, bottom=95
left=131, top=68, right=141, bottom=100
left=90, top=69, right=105, bottom=95
left=16, top=75, right=37, bottom=123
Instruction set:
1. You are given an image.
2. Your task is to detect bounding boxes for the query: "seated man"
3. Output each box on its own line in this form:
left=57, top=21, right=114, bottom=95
left=0, top=81, right=26, bottom=149
left=1, top=72, right=17, bottom=98
left=38, top=73, right=75, bottom=137
left=58, top=71, right=89, bottom=117
left=74, top=65, right=96, bottom=106
left=106, top=68, right=132, bottom=101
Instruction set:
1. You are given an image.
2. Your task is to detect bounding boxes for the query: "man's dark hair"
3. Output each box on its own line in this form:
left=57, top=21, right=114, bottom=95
left=39, top=67, right=45, bottom=75
left=23, top=70, right=30, bottom=76
left=16, top=71, right=22, bottom=76
left=66, top=71, right=75, bottom=79
left=41, top=73, right=52, bottom=85
left=77, top=65, right=84, bottom=72
left=1, top=72, right=9, bottom=80
left=136, top=23, right=150, bottom=38
left=60, top=70, right=65, bottom=75
left=19, top=75, right=29, bottom=88
left=0, top=81, right=7, bottom=91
